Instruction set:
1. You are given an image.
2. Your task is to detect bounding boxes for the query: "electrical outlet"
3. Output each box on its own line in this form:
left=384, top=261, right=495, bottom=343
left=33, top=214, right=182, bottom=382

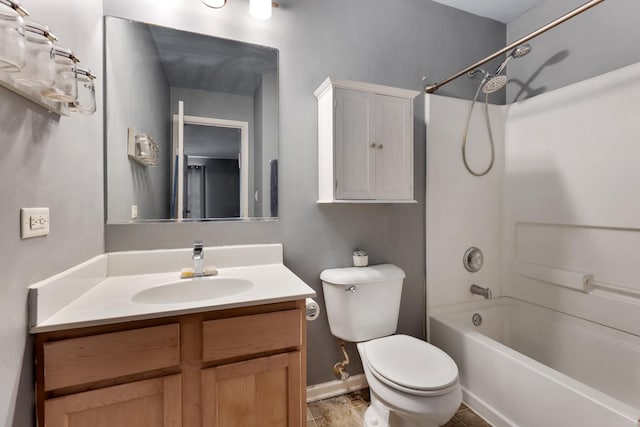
left=21, top=208, right=50, bottom=239
left=131, top=204, right=138, bottom=219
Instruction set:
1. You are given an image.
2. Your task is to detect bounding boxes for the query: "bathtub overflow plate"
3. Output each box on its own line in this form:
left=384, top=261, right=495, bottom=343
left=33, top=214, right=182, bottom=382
left=472, top=313, right=483, bottom=326
left=463, top=247, right=483, bottom=272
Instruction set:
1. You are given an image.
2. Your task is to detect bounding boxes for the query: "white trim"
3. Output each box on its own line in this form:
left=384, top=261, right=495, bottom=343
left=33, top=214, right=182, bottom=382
left=172, top=113, right=250, bottom=219
left=171, top=116, right=178, bottom=218
left=314, top=77, right=420, bottom=100
left=177, top=102, right=185, bottom=219
left=306, top=373, right=368, bottom=403
left=317, top=199, right=417, bottom=204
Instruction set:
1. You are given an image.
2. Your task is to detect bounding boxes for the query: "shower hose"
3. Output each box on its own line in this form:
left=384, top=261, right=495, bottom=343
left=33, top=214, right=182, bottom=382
left=461, top=81, right=496, bottom=177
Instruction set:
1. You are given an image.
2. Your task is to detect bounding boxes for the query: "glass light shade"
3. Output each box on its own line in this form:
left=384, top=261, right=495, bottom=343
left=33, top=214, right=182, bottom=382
left=201, top=0, right=226, bottom=8
left=249, top=0, right=271, bottom=20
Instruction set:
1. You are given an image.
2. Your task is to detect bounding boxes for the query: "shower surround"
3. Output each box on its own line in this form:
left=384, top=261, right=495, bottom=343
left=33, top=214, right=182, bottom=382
left=426, top=62, right=640, bottom=426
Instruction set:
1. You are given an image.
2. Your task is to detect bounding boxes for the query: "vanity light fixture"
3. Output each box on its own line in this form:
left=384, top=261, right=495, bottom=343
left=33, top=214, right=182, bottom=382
left=200, top=0, right=278, bottom=20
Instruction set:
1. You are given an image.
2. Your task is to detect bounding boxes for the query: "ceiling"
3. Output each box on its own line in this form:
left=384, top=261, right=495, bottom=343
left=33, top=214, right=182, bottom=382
left=149, top=25, right=277, bottom=96
left=432, top=0, right=545, bottom=23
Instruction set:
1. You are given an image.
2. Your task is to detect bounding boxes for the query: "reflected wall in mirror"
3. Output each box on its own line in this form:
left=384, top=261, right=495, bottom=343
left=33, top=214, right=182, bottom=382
left=105, top=16, right=279, bottom=222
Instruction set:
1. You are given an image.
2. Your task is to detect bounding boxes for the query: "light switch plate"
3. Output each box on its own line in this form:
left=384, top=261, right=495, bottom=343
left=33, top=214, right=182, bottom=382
left=21, top=207, right=50, bottom=239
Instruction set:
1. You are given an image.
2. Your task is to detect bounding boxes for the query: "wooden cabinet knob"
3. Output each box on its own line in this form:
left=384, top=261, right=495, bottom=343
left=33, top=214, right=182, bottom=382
left=370, top=142, right=376, bottom=148
left=378, top=144, right=384, bottom=149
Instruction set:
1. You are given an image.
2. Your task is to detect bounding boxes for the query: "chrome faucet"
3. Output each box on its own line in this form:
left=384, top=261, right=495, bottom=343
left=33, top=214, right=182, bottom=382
left=470, top=284, right=492, bottom=299
left=192, top=240, right=204, bottom=277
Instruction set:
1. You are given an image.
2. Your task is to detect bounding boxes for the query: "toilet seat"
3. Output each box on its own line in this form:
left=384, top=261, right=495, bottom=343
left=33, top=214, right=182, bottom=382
left=363, top=335, right=459, bottom=397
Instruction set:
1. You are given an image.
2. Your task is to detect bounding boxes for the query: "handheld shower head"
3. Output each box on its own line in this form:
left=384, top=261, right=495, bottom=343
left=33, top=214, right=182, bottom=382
left=482, top=75, right=507, bottom=93
left=469, top=44, right=531, bottom=95
left=468, top=68, right=507, bottom=94
left=493, top=43, right=532, bottom=76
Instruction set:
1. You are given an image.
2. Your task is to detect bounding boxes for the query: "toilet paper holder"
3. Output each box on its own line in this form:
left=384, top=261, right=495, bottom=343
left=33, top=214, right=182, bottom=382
left=305, top=298, right=320, bottom=321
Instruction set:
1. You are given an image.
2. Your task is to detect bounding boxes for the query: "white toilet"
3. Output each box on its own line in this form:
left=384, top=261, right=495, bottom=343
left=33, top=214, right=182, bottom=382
left=321, top=264, right=462, bottom=427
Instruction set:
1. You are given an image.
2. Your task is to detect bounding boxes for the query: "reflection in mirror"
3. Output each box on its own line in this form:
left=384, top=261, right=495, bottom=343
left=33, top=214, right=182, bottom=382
left=105, top=16, right=279, bottom=223
left=181, top=118, right=247, bottom=219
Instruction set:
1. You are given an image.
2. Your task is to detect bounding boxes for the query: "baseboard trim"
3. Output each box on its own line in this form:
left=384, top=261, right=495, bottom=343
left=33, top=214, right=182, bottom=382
left=306, top=373, right=368, bottom=403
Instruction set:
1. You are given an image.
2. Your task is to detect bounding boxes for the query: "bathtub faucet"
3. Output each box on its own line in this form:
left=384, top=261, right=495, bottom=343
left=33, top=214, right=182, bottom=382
left=470, top=284, right=492, bottom=299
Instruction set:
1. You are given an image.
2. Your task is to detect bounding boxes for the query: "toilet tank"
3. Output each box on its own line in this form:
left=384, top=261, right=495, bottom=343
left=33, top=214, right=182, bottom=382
left=320, top=264, right=405, bottom=342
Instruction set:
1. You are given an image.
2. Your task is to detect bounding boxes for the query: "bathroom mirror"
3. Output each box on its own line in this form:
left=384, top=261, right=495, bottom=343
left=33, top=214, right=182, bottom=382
left=104, top=16, right=279, bottom=223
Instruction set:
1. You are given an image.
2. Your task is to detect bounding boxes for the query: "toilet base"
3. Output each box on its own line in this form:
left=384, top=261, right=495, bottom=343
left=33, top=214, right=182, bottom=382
left=363, top=391, right=446, bottom=427
left=357, top=340, right=461, bottom=427
left=364, top=403, right=389, bottom=427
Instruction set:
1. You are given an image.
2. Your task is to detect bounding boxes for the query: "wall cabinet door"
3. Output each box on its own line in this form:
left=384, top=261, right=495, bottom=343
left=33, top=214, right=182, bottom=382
left=44, top=375, right=181, bottom=427
left=374, top=94, right=412, bottom=200
left=334, top=88, right=376, bottom=200
left=202, top=352, right=302, bottom=427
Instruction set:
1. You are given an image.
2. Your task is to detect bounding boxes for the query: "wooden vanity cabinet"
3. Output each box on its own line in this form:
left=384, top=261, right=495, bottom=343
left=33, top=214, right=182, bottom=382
left=35, top=300, right=306, bottom=427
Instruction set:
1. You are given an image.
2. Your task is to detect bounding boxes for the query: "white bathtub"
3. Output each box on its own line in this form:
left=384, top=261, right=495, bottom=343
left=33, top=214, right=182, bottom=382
left=430, top=297, right=640, bottom=427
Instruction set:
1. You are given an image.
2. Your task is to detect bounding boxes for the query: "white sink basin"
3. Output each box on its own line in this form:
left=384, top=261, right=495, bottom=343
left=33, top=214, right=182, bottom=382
left=132, top=277, right=254, bottom=304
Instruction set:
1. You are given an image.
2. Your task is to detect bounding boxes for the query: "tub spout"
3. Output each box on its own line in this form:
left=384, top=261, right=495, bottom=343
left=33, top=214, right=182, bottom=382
left=470, top=284, right=492, bottom=299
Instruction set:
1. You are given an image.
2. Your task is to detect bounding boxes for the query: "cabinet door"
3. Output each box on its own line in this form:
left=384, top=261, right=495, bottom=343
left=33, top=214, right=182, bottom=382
left=44, top=375, right=181, bottom=427
left=202, top=352, right=302, bottom=427
left=334, top=88, right=376, bottom=199
left=374, top=94, right=413, bottom=200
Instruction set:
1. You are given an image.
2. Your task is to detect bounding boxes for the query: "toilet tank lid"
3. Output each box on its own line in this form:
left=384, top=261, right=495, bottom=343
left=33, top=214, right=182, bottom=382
left=320, top=264, right=405, bottom=285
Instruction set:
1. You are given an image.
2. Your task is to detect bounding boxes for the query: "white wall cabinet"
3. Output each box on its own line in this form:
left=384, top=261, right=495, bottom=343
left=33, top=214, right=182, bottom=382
left=315, top=78, right=419, bottom=203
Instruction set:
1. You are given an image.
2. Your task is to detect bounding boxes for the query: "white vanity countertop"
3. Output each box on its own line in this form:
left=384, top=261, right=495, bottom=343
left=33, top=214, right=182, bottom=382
left=29, top=244, right=316, bottom=333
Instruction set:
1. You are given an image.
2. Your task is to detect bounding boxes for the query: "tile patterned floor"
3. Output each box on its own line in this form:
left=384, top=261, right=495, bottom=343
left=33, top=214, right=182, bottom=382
left=306, top=389, right=491, bottom=427
left=306, top=389, right=370, bottom=426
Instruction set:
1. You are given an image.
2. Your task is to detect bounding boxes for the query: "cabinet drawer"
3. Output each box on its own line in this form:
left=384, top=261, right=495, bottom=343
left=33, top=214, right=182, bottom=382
left=43, top=324, right=180, bottom=391
left=202, top=309, right=301, bottom=362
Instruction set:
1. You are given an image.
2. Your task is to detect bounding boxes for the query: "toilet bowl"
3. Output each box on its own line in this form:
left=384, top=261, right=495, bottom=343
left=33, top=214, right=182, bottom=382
left=357, top=335, right=461, bottom=427
left=320, top=265, right=462, bottom=427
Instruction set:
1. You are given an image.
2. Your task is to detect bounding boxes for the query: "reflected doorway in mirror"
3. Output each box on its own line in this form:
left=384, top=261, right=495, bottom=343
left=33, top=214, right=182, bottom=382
left=172, top=109, right=249, bottom=219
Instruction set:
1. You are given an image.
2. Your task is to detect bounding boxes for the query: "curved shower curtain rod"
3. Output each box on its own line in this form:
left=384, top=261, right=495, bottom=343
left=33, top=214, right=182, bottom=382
left=424, top=0, right=607, bottom=94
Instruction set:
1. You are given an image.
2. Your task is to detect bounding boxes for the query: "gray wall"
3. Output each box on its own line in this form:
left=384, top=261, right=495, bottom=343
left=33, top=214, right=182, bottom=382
left=260, top=71, right=278, bottom=217
left=170, top=87, right=255, bottom=122
left=0, top=1, right=104, bottom=425
left=106, top=18, right=171, bottom=221
left=104, top=0, right=505, bottom=386
left=506, top=0, right=640, bottom=103
left=184, top=125, right=241, bottom=158
left=254, top=77, right=264, bottom=215
left=252, top=71, right=278, bottom=217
